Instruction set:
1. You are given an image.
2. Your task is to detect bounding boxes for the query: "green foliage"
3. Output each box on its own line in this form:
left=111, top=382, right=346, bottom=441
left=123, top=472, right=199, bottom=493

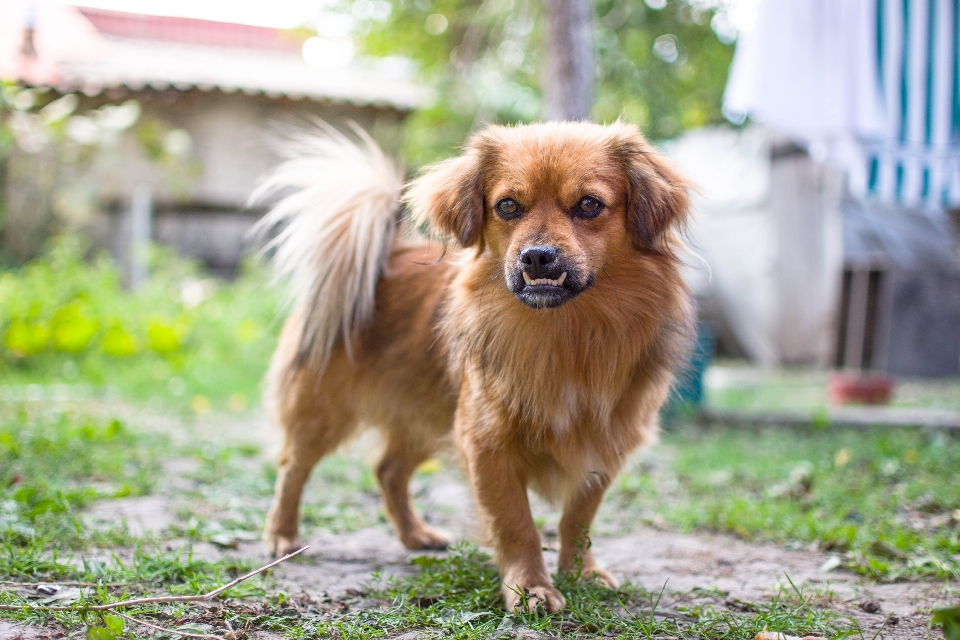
left=933, top=605, right=960, bottom=640
left=352, top=0, right=735, bottom=164
left=593, top=0, right=736, bottom=138
left=612, top=426, right=960, bottom=581
left=0, top=235, right=282, bottom=411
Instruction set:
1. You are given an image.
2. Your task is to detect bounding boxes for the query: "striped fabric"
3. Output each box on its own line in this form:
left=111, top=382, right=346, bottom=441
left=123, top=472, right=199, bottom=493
left=860, top=0, right=960, bottom=209
left=724, top=0, right=960, bottom=211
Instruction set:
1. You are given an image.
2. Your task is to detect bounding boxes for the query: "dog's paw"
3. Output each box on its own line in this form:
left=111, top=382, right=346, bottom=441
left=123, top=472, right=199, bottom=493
left=503, top=583, right=566, bottom=613
left=583, top=566, right=619, bottom=589
left=400, top=525, right=451, bottom=550
left=262, top=532, right=304, bottom=558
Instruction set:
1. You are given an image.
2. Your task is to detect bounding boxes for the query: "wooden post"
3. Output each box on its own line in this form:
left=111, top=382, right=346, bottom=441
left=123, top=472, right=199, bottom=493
left=842, top=268, right=871, bottom=370
left=542, top=0, right=594, bottom=121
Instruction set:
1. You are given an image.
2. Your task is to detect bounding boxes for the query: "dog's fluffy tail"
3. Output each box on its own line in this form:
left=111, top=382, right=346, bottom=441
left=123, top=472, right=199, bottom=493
left=250, top=123, right=403, bottom=373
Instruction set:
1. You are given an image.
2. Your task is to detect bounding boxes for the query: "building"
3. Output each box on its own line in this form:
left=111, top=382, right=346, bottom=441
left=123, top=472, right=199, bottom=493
left=671, top=0, right=960, bottom=378
left=0, top=2, right=423, bottom=275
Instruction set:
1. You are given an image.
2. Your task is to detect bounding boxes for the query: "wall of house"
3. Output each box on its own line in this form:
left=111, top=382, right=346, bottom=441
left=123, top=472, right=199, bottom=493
left=666, top=126, right=843, bottom=367
left=103, top=90, right=404, bottom=276
left=2, top=88, right=407, bottom=274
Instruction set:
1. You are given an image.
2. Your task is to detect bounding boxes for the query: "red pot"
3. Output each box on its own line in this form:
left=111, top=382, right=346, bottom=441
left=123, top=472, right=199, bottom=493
left=828, top=372, right=895, bottom=405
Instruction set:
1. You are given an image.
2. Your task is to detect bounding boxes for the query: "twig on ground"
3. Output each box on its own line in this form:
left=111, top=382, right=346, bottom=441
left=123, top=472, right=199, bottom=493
left=113, top=611, right=235, bottom=640
left=0, top=546, right=308, bottom=612
left=0, top=581, right=128, bottom=588
left=653, top=610, right=697, bottom=621
left=204, top=547, right=306, bottom=599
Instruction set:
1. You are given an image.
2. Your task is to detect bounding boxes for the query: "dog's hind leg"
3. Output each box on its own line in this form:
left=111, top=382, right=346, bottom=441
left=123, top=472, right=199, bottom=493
left=557, top=475, right=619, bottom=588
left=263, top=378, right=357, bottom=557
left=376, top=433, right=451, bottom=550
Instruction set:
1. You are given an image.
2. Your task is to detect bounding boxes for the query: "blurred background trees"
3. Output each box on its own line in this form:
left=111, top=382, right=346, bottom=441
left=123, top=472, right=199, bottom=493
left=352, top=0, right=737, bottom=163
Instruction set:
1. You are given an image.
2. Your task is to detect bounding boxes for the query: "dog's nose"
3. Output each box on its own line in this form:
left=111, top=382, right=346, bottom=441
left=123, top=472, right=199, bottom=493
left=520, top=245, right=558, bottom=278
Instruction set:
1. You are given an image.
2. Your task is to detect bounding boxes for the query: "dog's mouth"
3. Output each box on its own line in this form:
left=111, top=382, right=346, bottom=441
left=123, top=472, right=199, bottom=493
left=522, top=272, right=567, bottom=287
left=510, top=267, right=588, bottom=309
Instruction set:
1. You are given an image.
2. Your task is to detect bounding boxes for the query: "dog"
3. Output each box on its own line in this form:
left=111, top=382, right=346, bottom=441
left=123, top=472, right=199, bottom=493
left=253, top=120, right=693, bottom=612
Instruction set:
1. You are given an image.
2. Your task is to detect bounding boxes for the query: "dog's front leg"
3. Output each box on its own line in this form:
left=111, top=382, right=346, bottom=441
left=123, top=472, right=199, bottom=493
left=557, top=476, right=619, bottom=588
left=457, top=407, right=566, bottom=612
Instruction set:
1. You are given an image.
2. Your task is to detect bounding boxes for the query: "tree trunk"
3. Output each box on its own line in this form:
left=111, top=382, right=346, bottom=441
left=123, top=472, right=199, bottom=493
left=542, top=0, right=594, bottom=121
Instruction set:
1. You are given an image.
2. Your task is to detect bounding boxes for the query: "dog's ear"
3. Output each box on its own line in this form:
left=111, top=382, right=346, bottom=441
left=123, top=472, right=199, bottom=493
left=612, top=124, right=690, bottom=254
left=405, top=149, right=485, bottom=248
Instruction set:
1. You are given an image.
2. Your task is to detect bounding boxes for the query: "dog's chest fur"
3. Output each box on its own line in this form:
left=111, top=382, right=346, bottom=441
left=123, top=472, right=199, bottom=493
left=443, top=257, right=680, bottom=439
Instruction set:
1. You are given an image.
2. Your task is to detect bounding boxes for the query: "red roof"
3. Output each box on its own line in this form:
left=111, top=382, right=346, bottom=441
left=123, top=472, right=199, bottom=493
left=0, top=4, right=423, bottom=110
left=77, top=7, right=303, bottom=52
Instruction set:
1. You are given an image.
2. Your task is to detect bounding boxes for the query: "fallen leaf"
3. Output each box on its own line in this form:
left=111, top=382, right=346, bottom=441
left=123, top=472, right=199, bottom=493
left=867, top=540, right=906, bottom=559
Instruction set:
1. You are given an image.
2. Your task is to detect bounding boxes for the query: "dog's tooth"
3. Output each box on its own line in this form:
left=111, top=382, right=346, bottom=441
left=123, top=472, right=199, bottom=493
left=525, top=274, right=567, bottom=286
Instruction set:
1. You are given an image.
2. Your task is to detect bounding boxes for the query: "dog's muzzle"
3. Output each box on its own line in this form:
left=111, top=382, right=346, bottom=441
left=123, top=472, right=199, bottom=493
left=509, top=244, right=587, bottom=309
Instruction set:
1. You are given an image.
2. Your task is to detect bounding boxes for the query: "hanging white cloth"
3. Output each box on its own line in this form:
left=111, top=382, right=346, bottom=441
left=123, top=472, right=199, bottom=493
left=724, top=0, right=960, bottom=210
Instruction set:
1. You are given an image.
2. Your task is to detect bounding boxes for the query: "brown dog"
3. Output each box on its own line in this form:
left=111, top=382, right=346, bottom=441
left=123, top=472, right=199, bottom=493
left=254, top=121, right=693, bottom=612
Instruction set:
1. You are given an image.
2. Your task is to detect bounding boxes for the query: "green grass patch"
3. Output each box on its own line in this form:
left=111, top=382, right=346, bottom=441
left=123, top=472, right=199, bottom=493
left=0, top=403, right=938, bottom=638
left=612, top=425, right=960, bottom=581
left=0, top=404, right=163, bottom=556
left=0, top=235, right=281, bottom=412
left=2, top=544, right=859, bottom=639
left=352, top=544, right=858, bottom=639
left=705, top=362, right=960, bottom=414
left=165, top=436, right=382, bottom=545
left=0, top=404, right=258, bottom=590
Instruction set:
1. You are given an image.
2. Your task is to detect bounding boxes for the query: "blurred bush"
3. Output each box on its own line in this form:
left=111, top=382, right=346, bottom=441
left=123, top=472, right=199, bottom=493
left=0, top=236, right=281, bottom=412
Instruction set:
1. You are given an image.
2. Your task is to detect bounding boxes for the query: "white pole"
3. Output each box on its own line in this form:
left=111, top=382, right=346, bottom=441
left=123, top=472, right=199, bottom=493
left=130, top=185, right=152, bottom=288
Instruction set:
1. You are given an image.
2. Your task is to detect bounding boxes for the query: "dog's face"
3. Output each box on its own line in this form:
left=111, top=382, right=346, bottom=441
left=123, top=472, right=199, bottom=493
left=406, top=122, right=689, bottom=309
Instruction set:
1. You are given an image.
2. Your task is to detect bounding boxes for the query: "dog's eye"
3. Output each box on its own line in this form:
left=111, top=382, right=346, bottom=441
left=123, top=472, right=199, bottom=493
left=495, top=198, right=521, bottom=219
left=575, top=196, right=603, bottom=218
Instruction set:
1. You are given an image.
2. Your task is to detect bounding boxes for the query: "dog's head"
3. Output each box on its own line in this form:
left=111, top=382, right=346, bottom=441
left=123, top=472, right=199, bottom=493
left=406, top=121, right=689, bottom=309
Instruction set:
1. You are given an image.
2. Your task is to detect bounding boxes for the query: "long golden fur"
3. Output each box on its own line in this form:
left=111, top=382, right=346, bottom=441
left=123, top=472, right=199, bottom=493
left=256, top=120, right=694, bottom=612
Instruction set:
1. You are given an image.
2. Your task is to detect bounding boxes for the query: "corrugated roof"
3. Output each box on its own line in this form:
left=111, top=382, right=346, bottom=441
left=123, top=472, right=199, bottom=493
left=78, top=7, right=303, bottom=52
left=0, top=2, right=425, bottom=111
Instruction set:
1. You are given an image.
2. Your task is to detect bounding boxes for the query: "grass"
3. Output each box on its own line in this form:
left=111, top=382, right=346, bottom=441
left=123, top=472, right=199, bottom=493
left=0, top=401, right=384, bottom=581
left=0, top=404, right=162, bottom=555
left=1, top=541, right=859, bottom=640
left=317, top=544, right=859, bottom=639
left=609, top=425, right=960, bottom=581
left=0, top=236, right=283, bottom=414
